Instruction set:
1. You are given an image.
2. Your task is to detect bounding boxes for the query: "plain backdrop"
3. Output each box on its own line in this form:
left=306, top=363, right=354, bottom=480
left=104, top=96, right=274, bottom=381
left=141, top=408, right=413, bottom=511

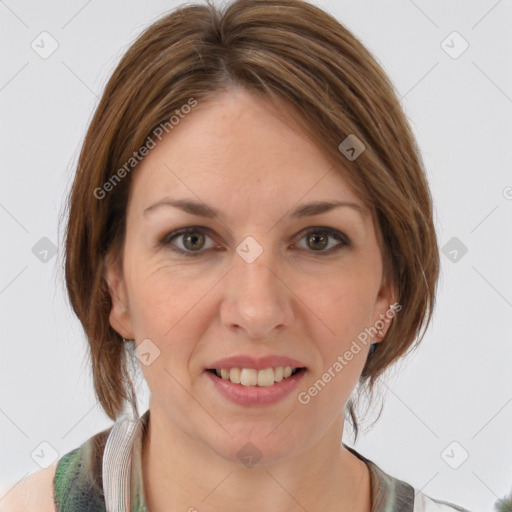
left=1, top=1, right=511, bottom=510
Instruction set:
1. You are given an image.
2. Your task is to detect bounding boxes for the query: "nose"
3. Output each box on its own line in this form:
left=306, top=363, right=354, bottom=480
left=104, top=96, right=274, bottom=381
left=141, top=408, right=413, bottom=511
left=220, top=240, right=294, bottom=340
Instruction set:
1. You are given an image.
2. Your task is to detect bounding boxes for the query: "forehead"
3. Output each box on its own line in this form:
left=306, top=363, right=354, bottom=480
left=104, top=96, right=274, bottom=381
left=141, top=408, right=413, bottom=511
left=127, top=89, right=362, bottom=212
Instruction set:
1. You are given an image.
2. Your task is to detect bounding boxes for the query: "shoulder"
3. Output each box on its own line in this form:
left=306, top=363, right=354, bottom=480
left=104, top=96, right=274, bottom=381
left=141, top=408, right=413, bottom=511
left=343, top=444, right=472, bottom=512
left=0, top=461, right=59, bottom=512
left=413, top=489, right=473, bottom=512
left=0, top=420, right=118, bottom=512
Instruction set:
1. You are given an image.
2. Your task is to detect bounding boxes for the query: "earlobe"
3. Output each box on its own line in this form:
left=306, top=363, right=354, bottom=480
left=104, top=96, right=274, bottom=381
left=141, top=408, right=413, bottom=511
left=103, top=254, right=135, bottom=340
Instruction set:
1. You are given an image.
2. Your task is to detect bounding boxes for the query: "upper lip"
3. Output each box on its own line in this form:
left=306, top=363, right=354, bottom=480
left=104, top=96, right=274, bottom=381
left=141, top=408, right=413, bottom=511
left=206, top=355, right=307, bottom=371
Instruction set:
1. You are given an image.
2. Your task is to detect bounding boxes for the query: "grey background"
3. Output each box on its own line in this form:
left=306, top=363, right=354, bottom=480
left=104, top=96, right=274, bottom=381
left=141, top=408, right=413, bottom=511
left=1, top=1, right=511, bottom=510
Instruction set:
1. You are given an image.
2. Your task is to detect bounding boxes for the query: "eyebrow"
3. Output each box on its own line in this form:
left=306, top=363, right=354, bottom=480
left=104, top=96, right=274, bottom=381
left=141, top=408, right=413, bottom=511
left=143, top=198, right=366, bottom=219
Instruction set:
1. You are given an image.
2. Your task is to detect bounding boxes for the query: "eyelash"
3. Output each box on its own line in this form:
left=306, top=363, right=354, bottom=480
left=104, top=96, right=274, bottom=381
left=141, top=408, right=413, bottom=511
left=158, top=226, right=350, bottom=258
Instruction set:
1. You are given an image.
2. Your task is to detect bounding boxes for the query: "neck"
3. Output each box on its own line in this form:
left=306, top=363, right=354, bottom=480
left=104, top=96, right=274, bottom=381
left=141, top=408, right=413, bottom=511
left=140, top=404, right=371, bottom=512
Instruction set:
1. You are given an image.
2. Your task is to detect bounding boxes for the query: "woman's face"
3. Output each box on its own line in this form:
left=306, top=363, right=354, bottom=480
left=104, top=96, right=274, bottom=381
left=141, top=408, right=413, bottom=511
left=106, top=88, right=393, bottom=464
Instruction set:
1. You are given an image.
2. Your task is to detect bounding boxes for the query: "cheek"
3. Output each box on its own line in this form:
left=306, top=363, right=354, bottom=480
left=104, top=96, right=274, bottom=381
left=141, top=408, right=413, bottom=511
left=125, top=266, right=198, bottom=393
left=314, top=270, right=379, bottom=338
left=128, top=276, right=175, bottom=334
left=305, top=268, right=378, bottom=389
left=125, top=253, right=203, bottom=334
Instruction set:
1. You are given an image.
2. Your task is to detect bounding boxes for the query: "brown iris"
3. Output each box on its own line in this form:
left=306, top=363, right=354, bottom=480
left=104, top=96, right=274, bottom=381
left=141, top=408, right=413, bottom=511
left=306, top=231, right=329, bottom=251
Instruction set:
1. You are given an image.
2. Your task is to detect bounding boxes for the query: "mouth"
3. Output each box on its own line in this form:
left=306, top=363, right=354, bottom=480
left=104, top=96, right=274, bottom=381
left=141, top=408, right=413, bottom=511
left=204, top=365, right=307, bottom=406
left=205, top=366, right=307, bottom=387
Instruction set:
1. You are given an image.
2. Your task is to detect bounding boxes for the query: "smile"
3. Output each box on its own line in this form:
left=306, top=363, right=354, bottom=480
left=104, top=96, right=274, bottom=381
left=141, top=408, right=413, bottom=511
left=207, top=366, right=303, bottom=386
left=205, top=367, right=307, bottom=406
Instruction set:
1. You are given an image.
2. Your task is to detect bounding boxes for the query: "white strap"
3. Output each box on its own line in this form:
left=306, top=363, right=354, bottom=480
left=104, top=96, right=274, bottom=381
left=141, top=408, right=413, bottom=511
left=103, top=409, right=141, bottom=512
left=413, top=491, right=472, bottom=512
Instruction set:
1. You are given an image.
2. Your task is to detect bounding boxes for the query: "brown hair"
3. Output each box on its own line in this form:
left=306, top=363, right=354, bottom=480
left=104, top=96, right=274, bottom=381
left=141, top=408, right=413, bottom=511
left=63, top=0, right=439, bottom=440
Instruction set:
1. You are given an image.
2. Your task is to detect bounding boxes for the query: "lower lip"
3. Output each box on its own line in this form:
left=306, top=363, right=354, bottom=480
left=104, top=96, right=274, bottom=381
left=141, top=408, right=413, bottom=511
left=205, top=369, right=306, bottom=406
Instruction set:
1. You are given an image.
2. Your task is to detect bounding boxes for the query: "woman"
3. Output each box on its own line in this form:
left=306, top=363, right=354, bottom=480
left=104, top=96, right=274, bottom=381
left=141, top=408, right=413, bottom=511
left=3, top=0, right=473, bottom=510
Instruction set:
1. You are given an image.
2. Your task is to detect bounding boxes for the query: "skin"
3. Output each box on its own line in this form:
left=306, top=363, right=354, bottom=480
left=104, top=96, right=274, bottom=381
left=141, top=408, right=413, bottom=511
left=105, top=87, right=394, bottom=512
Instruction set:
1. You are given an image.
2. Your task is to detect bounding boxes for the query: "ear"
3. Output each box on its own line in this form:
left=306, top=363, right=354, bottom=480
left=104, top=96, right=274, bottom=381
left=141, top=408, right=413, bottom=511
left=103, top=252, right=135, bottom=340
left=370, top=275, right=397, bottom=344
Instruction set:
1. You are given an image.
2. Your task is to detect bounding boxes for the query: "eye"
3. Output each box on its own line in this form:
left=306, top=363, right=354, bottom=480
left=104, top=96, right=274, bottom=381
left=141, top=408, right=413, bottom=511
left=294, top=227, right=350, bottom=254
left=159, top=227, right=218, bottom=257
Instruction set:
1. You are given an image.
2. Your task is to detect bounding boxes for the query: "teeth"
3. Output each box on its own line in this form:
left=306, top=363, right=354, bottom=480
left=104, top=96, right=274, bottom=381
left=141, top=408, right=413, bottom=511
left=214, top=366, right=298, bottom=386
left=229, top=367, right=241, bottom=383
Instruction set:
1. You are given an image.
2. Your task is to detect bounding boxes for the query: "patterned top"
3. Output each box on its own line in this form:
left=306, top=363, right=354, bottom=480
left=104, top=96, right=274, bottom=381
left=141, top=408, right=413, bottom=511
left=53, top=408, right=472, bottom=512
